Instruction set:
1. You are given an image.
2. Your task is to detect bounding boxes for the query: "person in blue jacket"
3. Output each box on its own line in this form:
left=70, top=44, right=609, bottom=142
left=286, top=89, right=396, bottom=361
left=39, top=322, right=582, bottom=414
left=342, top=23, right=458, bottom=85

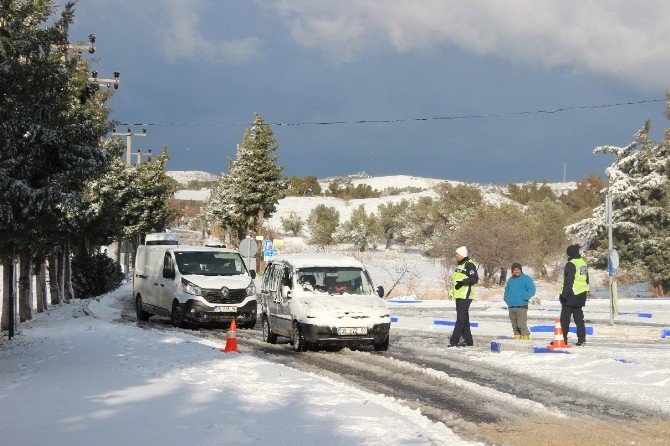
left=503, top=263, right=536, bottom=340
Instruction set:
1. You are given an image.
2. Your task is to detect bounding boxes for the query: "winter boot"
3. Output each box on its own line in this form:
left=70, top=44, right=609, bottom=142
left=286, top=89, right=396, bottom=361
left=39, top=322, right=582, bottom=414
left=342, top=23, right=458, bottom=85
left=521, top=334, right=531, bottom=340
left=514, top=334, right=522, bottom=340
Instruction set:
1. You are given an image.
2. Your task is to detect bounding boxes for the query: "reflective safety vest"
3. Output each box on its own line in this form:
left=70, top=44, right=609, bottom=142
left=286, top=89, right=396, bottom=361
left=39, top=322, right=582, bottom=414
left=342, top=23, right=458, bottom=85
left=450, top=260, right=477, bottom=299
left=561, top=258, right=590, bottom=295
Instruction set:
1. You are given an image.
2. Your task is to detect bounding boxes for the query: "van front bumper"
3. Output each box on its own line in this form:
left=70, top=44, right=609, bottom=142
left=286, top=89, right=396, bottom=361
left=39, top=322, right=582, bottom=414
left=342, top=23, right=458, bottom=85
left=298, top=322, right=390, bottom=347
left=182, top=299, right=257, bottom=325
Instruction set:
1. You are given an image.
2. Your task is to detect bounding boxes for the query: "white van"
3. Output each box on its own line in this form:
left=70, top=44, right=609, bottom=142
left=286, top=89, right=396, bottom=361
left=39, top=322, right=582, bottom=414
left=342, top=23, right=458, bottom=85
left=133, top=244, right=257, bottom=328
left=259, top=254, right=390, bottom=351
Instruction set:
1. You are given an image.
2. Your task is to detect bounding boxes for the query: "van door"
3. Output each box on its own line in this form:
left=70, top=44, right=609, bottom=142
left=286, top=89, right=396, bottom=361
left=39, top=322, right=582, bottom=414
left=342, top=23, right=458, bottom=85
left=159, top=252, right=176, bottom=312
left=264, top=263, right=282, bottom=332
left=275, top=265, right=293, bottom=335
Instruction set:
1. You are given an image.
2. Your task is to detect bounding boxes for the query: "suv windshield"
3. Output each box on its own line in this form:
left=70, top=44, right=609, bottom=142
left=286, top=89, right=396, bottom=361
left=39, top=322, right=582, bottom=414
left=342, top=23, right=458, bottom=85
left=174, top=251, right=247, bottom=276
left=295, top=267, right=373, bottom=295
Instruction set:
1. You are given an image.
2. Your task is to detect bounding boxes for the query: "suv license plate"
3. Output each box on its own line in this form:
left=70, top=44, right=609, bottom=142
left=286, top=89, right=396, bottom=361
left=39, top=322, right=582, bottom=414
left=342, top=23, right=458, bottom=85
left=213, top=306, right=237, bottom=313
left=337, top=327, right=368, bottom=336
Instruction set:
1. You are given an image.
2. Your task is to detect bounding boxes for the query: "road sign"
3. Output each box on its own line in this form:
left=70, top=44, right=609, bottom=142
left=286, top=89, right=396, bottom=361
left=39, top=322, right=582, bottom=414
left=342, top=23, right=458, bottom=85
left=263, top=239, right=277, bottom=260
left=239, top=238, right=257, bottom=257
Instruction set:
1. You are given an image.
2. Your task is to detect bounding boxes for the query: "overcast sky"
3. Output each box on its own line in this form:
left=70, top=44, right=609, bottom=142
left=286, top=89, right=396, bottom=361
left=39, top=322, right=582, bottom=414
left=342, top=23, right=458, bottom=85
left=67, top=1, right=669, bottom=183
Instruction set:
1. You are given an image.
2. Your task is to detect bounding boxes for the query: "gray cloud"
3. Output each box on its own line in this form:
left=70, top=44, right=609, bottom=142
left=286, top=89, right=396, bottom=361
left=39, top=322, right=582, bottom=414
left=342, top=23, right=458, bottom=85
left=268, top=0, right=670, bottom=92
left=154, top=1, right=263, bottom=65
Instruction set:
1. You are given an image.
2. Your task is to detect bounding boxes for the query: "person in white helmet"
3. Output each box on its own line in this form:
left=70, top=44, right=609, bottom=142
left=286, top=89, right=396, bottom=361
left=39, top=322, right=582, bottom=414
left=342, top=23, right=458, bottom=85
left=448, top=246, right=479, bottom=347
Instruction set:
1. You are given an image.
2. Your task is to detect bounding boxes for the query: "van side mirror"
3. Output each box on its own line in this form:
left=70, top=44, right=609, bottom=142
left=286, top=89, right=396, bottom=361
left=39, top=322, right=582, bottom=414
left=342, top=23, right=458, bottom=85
left=281, top=285, right=292, bottom=299
left=163, top=268, right=175, bottom=280
left=249, top=269, right=256, bottom=279
left=376, top=286, right=385, bottom=298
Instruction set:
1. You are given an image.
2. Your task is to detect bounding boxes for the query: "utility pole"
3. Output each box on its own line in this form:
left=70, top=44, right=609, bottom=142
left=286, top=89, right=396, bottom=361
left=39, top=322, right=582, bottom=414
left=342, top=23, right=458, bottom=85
left=135, top=149, right=153, bottom=165
left=606, top=192, right=619, bottom=325
left=52, top=33, right=96, bottom=61
left=563, top=162, right=567, bottom=183
left=88, top=70, right=121, bottom=90
left=112, top=128, right=147, bottom=165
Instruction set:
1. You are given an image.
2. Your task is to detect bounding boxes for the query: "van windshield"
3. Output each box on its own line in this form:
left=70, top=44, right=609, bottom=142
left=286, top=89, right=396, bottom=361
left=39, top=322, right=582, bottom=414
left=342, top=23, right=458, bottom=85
left=174, top=251, right=247, bottom=276
left=295, top=267, right=373, bottom=295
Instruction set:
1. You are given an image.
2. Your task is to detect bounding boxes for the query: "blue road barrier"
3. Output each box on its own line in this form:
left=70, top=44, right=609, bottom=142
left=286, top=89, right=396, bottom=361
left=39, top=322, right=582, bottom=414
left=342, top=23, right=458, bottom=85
left=387, top=300, right=422, bottom=303
left=619, top=312, right=653, bottom=318
left=613, top=358, right=636, bottom=364
left=533, top=347, right=571, bottom=354
left=661, top=329, right=670, bottom=339
left=490, top=341, right=501, bottom=352
left=391, top=317, right=398, bottom=323
left=434, top=319, right=479, bottom=328
left=530, top=325, right=594, bottom=335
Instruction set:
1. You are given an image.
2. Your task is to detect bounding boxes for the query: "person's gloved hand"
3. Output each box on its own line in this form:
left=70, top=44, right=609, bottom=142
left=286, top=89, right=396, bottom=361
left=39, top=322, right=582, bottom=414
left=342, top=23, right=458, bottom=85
left=455, top=281, right=464, bottom=290
left=559, top=293, right=566, bottom=305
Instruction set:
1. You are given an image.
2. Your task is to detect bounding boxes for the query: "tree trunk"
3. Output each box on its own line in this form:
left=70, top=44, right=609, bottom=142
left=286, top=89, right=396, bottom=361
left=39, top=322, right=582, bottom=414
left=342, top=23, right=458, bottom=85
left=115, top=238, right=122, bottom=265
left=499, top=267, right=507, bottom=285
left=255, top=210, right=264, bottom=273
left=47, top=255, right=63, bottom=305
left=1, top=256, right=15, bottom=331
left=58, top=250, right=65, bottom=301
left=18, top=250, right=33, bottom=322
left=48, top=256, right=62, bottom=305
left=64, top=243, right=74, bottom=302
left=385, top=236, right=393, bottom=250
left=35, top=258, right=48, bottom=313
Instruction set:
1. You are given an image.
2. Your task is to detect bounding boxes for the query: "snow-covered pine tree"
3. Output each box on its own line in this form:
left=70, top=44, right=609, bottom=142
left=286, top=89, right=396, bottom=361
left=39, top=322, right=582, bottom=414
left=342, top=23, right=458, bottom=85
left=206, top=112, right=284, bottom=242
left=1, top=1, right=115, bottom=325
left=568, top=114, right=670, bottom=295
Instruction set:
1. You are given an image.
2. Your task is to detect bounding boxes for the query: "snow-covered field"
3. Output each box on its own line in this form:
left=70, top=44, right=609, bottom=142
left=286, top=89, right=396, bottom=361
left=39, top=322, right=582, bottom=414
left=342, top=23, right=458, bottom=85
left=167, top=170, right=218, bottom=186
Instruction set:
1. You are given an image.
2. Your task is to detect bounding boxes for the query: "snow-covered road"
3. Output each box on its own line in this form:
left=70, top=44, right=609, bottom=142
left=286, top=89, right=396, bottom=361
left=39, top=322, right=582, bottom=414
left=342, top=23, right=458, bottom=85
left=105, top=284, right=670, bottom=445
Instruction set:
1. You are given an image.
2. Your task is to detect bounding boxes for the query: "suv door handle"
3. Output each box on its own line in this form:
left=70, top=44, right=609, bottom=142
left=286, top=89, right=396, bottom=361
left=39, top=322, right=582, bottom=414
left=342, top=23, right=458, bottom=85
left=160, top=284, right=164, bottom=287
left=154, top=283, right=159, bottom=286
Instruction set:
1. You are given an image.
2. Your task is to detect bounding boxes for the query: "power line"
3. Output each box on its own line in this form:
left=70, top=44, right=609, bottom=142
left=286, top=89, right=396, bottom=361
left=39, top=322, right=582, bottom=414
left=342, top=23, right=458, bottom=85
left=118, top=98, right=666, bottom=129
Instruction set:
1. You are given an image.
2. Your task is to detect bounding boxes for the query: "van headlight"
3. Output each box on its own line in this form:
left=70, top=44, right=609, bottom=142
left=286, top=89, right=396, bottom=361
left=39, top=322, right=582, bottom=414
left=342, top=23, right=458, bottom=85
left=246, top=283, right=256, bottom=296
left=181, top=278, right=202, bottom=296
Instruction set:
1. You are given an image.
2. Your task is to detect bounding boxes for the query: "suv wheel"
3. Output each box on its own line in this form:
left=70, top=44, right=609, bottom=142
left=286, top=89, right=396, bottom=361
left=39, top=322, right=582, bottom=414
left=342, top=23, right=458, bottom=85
left=262, top=315, right=277, bottom=344
left=135, top=295, right=150, bottom=321
left=292, top=322, right=307, bottom=352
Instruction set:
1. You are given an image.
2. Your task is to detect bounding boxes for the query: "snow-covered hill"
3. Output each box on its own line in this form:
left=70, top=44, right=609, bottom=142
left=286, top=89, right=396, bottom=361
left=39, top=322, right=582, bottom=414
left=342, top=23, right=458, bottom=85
left=167, top=170, right=218, bottom=186
left=169, top=172, right=577, bottom=229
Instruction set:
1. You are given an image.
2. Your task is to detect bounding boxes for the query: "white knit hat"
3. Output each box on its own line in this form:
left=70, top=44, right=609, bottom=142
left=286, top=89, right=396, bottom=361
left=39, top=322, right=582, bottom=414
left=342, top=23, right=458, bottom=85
left=456, top=246, right=468, bottom=257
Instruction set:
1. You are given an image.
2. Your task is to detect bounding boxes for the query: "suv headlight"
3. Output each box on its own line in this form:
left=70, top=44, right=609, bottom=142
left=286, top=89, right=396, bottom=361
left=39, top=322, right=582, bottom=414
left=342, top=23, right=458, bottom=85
left=181, top=278, right=202, bottom=296
left=246, top=282, right=256, bottom=296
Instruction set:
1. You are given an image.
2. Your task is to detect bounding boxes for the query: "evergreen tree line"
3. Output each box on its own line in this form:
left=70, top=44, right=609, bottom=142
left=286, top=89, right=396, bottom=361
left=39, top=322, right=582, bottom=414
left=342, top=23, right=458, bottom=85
left=1, top=1, right=173, bottom=332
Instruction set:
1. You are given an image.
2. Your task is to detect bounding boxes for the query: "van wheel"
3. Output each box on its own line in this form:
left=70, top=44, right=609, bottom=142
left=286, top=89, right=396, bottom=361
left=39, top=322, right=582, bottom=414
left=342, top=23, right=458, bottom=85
left=373, top=336, right=389, bottom=351
left=171, top=302, right=184, bottom=328
left=262, top=315, right=277, bottom=344
left=292, top=322, right=307, bottom=352
left=135, top=295, right=150, bottom=321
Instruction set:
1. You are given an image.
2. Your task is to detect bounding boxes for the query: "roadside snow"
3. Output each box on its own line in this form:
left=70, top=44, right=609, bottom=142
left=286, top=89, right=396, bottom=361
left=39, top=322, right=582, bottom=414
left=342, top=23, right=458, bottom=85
left=0, top=284, right=471, bottom=446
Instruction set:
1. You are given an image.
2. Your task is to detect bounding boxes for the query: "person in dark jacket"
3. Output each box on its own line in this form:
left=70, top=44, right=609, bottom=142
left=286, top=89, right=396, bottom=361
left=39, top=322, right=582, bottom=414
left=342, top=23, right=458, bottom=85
left=503, top=263, right=536, bottom=340
left=448, top=246, right=479, bottom=347
left=560, top=244, right=590, bottom=346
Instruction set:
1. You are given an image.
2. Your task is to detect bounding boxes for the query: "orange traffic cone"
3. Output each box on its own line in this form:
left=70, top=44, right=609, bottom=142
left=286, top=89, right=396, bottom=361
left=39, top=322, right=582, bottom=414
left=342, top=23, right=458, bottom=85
left=221, top=319, right=241, bottom=353
left=547, top=316, right=571, bottom=350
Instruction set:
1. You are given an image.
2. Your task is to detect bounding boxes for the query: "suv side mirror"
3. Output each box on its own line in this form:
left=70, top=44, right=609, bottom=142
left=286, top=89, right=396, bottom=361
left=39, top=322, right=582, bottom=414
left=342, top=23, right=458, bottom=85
left=281, top=285, right=292, bottom=299
left=376, top=286, right=385, bottom=298
left=163, top=268, right=175, bottom=280
left=249, top=269, right=256, bottom=279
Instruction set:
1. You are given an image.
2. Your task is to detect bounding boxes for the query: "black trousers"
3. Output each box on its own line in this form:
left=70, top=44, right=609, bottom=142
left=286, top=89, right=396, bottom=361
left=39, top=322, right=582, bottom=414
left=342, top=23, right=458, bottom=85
left=560, top=305, right=585, bottom=343
left=450, top=298, right=473, bottom=346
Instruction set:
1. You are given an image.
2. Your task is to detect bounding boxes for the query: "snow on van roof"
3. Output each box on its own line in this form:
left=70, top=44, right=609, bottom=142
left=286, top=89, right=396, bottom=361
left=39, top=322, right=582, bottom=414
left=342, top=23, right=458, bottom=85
left=268, top=253, right=365, bottom=269
left=145, top=232, right=180, bottom=242
left=169, top=245, right=239, bottom=253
